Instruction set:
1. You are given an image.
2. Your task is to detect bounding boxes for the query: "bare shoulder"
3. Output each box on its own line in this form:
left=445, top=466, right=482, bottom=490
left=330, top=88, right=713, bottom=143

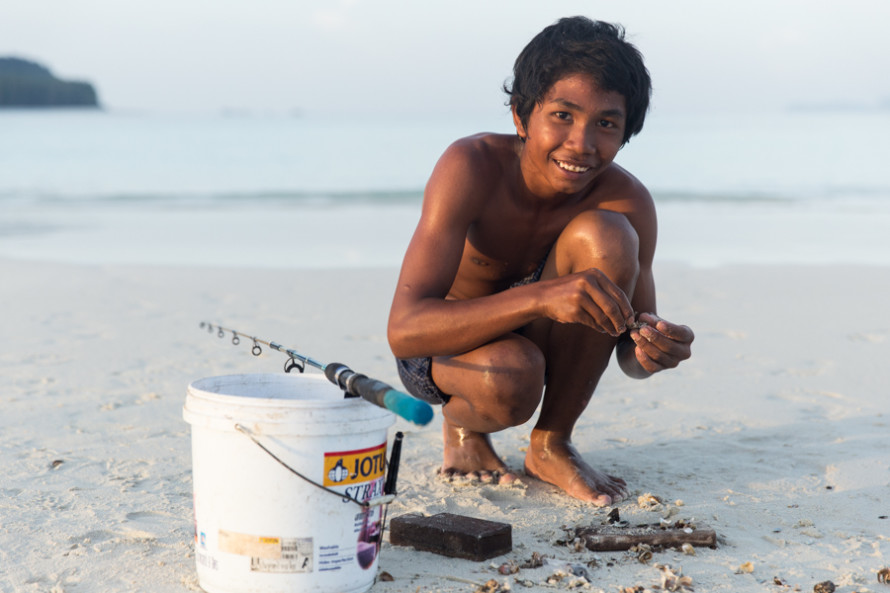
left=424, top=132, right=517, bottom=217
left=433, top=133, right=516, bottom=185
left=596, top=163, right=655, bottom=215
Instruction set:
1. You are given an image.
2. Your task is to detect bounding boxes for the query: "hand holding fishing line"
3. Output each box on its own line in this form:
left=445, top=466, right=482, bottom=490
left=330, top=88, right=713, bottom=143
left=200, top=322, right=434, bottom=426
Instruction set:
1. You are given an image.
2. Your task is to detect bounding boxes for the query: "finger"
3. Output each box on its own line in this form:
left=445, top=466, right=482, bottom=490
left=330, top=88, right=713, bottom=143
left=585, top=273, right=633, bottom=334
left=582, top=295, right=623, bottom=336
left=569, top=276, right=624, bottom=336
left=568, top=288, right=617, bottom=335
left=637, top=312, right=660, bottom=326
left=594, top=271, right=635, bottom=325
left=653, top=320, right=694, bottom=343
left=635, top=326, right=690, bottom=368
left=633, top=340, right=662, bottom=373
left=638, top=313, right=694, bottom=344
left=640, top=324, right=693, bottom=359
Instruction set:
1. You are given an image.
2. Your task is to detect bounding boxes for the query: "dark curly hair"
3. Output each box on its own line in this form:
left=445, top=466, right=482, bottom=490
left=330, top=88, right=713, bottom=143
left=504, top=17, right=651, bottom=145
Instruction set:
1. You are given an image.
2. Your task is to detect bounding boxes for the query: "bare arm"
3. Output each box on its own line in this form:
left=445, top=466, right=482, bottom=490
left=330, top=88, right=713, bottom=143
left=388, top=140, right=546, bottom=359
left=614, top=182, right=694, bottom=378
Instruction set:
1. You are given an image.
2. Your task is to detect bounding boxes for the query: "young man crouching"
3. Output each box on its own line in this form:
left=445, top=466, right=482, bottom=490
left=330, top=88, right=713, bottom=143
left=388, top=16, right=694, bottom=505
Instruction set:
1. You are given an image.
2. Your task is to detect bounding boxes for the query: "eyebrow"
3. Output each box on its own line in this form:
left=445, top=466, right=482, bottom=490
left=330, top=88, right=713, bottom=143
left=550, top=98, right=625, bottom=118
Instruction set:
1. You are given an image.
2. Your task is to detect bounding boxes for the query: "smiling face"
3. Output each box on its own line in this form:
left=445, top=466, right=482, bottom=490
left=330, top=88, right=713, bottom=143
left=513, top=73, right=627, bottom=199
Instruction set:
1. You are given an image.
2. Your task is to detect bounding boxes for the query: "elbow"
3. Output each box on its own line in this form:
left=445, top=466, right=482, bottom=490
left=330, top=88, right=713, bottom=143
left=387, top=318, right=413, bottom=360
left=388, top=317, right=434, bottom=360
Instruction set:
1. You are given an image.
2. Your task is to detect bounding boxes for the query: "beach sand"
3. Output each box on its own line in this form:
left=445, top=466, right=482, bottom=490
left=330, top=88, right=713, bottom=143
left=2, top=257, right=888, bottom=593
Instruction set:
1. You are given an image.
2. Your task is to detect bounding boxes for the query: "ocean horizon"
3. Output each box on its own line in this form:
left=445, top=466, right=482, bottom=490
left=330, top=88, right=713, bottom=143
left=2, top=109, right=889, bottom=268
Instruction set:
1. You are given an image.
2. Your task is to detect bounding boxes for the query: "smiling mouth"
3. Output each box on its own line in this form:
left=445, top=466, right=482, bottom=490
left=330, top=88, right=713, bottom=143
left=555, top=159, right=591, bottom=174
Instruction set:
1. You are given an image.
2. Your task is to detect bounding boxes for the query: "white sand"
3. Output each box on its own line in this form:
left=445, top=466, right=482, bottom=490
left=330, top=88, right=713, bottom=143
left=2, top=258, right=888, bottom=593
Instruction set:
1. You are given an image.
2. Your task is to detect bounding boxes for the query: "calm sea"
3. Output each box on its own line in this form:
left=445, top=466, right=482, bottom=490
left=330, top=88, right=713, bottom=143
left=2, top=109, right=889, bottom=268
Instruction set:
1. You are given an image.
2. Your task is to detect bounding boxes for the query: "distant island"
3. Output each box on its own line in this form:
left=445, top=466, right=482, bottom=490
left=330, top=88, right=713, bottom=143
left=0, top=57, right=99, bottom=108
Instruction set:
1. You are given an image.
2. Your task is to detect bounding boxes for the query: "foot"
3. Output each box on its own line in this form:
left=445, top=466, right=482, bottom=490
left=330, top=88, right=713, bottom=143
left=439, top=419, right=520, bottom=485
left=524, top=429, right=626, bottom=505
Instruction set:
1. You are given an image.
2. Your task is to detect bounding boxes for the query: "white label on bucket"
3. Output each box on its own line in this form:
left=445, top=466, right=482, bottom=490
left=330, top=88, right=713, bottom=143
left=250, top=538, right=313, bottom=574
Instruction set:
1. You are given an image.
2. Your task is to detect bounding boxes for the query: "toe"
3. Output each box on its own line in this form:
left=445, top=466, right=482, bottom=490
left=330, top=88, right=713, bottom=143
left=591, top=492, right=613, bottom=507
left=497, top=471, right=521, bottom=485
left=478, top=471, right=496, bottom=483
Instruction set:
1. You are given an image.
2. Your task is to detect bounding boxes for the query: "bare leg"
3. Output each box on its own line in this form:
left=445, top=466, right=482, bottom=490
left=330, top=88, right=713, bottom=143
left=431, top=333, right=545, bottom=484
left=523, top=210, right=639, bottom=505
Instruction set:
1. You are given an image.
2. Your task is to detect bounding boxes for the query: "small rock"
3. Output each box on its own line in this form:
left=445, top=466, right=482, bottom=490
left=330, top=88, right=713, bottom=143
left=520, top=551, right=545, bottom=569
left=629, top=543, right=653, bottom=564
left=657, top=564, right=693, bottom=592
left=568, top=563, right=590, bottom=580
left=476, top=579, right=509, bottom=593
left=813, top=581, right=836, bottom=593
left=638, top=493, right=662, bottom=508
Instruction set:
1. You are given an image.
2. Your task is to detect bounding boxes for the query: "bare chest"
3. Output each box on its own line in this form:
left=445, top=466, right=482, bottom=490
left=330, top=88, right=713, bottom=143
left=449, top=200, right=579, bottom=298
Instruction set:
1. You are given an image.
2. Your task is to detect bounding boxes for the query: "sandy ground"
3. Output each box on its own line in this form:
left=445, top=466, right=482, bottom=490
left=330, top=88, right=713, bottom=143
left=2, top=258, right=888, bottom=593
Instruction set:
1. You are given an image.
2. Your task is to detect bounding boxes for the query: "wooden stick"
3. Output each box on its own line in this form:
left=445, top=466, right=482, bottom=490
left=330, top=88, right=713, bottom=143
left=573, top=524, right=717, bottom=551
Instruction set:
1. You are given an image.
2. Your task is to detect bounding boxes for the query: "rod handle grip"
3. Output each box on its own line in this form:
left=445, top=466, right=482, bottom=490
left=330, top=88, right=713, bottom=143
left=325, top=363, right=434, bottom=426
left=382, top=389, right=434, bottom=426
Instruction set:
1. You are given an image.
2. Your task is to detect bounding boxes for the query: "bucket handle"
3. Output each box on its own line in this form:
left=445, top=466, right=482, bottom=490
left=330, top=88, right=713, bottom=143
left=234, top=424, right=395, bottom=508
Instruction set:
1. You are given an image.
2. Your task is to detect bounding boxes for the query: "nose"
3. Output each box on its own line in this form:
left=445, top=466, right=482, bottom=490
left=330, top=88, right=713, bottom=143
left=565, top=122, right=597, bottom=155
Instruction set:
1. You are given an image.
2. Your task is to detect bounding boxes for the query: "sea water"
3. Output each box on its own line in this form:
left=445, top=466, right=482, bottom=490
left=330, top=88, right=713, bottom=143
left=2, top=108, right=889, bottom=268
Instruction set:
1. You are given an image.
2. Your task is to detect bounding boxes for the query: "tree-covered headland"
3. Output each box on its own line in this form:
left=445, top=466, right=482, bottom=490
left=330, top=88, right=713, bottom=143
left=0, top=57, right=99, bottom=107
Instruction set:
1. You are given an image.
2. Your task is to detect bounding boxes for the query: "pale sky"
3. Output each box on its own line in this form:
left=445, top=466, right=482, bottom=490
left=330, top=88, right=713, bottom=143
left=2, top=0, right=889, bottom=117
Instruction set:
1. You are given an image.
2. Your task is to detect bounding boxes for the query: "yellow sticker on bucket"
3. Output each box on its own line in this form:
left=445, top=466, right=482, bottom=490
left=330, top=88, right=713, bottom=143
left=323, top=443, right=387, bottom=487
left=219, top=529, right=283, bottom=559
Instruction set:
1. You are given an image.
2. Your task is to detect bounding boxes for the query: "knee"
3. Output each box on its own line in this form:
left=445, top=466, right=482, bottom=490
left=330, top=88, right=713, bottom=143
left=477, top=336, right=545, bottom=428
left=557, top=210, right=640, bottom=290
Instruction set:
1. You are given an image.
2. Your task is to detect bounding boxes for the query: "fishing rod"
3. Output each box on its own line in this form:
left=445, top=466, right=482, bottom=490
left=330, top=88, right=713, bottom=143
left=200, top=322, right=433, bottom=426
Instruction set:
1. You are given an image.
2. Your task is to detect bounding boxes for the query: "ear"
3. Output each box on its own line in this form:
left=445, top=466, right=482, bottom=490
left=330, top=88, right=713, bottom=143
left=511, top=104, right=527, bottom=141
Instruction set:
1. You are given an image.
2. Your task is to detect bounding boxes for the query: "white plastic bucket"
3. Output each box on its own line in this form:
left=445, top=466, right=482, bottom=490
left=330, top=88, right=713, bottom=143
left=183, top=373, right=395, bottom=593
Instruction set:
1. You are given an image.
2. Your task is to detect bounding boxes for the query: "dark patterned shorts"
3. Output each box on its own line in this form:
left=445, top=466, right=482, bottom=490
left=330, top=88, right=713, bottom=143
left=395, top=255, right=549, bottom=405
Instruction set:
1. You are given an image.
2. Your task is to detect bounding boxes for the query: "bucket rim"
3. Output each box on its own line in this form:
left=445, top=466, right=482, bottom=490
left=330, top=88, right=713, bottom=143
left=187, top=372, right=366, bottom=409
left=183, top=372, right=396, bottom=433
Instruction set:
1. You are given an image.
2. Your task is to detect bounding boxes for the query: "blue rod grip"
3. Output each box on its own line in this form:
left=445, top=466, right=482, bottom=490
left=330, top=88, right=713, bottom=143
left=383, top=389, right=434, bottom=426
left=325, top=362, right=434, bottom=426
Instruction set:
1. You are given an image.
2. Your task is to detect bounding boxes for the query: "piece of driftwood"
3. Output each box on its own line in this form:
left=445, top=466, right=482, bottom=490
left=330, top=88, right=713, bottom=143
left=571, top=523, right=717, bottom=551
